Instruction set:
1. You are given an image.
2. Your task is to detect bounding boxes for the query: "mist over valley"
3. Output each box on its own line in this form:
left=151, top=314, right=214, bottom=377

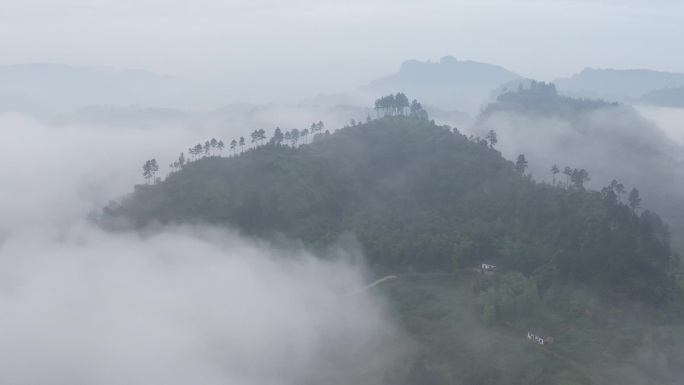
left=3, top=1, right=684, bottom=384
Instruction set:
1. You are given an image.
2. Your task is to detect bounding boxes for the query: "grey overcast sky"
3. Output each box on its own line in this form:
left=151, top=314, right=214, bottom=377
left=1, top=0, right=683, bottom=88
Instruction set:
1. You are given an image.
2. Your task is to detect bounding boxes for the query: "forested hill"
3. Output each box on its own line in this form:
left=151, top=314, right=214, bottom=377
left=480, top=81, right=620, bottom=118
left=104, top=116, right=677, bottom=304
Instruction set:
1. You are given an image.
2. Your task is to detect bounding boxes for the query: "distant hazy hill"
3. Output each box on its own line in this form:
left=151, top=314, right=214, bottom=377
left=52, top=105, right=198, bottom=127
left=362, top=56, right=520, bottom=112
left=0, top=63, right=197, bottom=117
left=555, top=67, right=684, bottom=101
left=641, top=86, right=684, bottom=108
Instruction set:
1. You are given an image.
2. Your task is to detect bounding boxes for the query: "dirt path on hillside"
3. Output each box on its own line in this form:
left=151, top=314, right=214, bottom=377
left=339, top=275, right=398, bottom=298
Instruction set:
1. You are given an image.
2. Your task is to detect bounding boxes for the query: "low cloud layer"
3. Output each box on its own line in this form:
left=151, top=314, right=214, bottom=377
left=634, top=105, right=684, bottom=145
left=0, top=224, right=397, bottom=385
left=0, top=113, right=400, bottom=384
left=0, top=113, right=196, bottom=234
left=472, top=106, right=682, bottom=187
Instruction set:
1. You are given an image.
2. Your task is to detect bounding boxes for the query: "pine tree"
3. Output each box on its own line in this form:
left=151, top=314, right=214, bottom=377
left=550, top=165, right=560, bottom=185
left=150, top=159, right=159, bottom=183
left=142, top=160, right=152, bottom=184
left=515, top=154, right=528, bottom=173
left=628, top=188, right=642, bottom=211
left=486, top=130, right=498, bottom=148
left=210, top=138, right=218, bottom=155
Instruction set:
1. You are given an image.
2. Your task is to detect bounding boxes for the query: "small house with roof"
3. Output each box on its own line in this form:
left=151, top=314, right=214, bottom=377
left=478, top=261, right=502, bottom=275
left=527, top=329, right=554, bottom=345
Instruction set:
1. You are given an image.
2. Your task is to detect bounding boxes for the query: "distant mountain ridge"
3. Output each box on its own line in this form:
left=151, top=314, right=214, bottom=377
left=641, top=86, right=684, bottom=108
left=555, top=67, right=684, bottom=101
left=368, top=56, right=519, bottom=87
left=0, top=63, right=328, bottom=117
left=0, top=63, right=192, bottom=116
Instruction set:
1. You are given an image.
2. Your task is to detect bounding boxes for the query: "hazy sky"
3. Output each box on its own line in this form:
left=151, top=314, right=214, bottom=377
left=2, top=0, right=683, bottom=88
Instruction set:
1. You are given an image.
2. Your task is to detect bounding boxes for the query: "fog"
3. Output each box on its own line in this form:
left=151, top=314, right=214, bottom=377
left=473, top=106, right=682, bottom=185
left=3, top=0, right=684, bottom=381
left=0, top=107, right=369, bottom=235
left=0, top=113, right=201, bottom=233
left=0, top=225, right=400, bottom=384
left=471, top=104, right=684, bottom=252
left=635, top=105, right=684, bottom=145
left=0, top=113, right=401, bottom=384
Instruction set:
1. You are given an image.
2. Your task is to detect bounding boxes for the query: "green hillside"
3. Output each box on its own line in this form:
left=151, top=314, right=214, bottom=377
left=379, top=274, right=684, bottom=385
left=104, top=115, right=677, bottom=305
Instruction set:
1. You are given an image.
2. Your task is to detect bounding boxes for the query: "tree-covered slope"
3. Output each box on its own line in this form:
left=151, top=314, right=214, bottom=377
left=104, top=117, right=677, bottom=305
left=474, top=81, right=684, bottom=253
left=380, top=274, right=684, bottom=385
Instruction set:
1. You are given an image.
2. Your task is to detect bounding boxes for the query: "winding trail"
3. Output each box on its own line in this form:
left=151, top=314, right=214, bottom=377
left=339, top=275, right=398, bottom=298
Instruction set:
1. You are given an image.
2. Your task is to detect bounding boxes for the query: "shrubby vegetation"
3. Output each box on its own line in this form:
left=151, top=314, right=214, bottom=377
left=381, top=275, right=684, bottom=385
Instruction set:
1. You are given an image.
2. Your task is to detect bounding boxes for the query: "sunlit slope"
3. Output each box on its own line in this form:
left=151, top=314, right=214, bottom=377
left=105, top=116, right=676, bottom=305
